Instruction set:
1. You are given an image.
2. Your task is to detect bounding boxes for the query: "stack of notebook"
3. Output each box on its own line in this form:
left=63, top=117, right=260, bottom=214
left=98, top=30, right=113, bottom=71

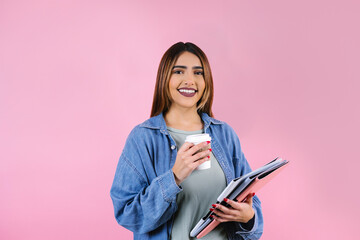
left=190, top=157, right=289, bottom=239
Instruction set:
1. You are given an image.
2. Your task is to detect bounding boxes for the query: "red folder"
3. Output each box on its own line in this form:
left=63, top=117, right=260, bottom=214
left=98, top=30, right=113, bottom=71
left=196, top=160, right=289, bottom=239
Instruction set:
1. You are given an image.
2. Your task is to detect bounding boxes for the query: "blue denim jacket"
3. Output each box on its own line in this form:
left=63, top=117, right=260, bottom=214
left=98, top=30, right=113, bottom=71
left=110, top=112, right=263, bottom=240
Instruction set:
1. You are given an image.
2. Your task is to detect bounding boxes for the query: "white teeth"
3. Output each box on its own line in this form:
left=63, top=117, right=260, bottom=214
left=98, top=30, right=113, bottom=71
left=179, top=89, right=195, bottom=93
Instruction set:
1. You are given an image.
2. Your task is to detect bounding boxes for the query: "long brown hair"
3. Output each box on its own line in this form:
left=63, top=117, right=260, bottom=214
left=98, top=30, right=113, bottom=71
left=150, top=42, right=214, bottom=117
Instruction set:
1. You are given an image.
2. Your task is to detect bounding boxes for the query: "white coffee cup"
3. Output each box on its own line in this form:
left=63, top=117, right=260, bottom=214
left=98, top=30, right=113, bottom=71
left=185, top=134, right=212, bottom=170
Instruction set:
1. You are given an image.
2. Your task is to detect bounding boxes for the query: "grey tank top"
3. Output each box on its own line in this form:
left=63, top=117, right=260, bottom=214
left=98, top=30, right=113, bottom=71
left=167, top=126, right=228, bottom=240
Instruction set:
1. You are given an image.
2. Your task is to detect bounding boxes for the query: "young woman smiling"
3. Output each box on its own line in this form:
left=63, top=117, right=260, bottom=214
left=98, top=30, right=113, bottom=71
left=110, top=42, right=264, bottom=240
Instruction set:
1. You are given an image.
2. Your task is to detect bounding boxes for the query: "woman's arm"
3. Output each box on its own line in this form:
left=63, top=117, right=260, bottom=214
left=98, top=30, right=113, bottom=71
left=110, top=131, right=182, bottom=234
left=110, top=157, right=181, bottom=234
left=110, top=126, right=212, bottom=234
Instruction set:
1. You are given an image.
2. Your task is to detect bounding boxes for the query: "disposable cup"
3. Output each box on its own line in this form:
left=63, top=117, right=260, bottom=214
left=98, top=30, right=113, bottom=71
left=185, top=134, right=212, bottom=170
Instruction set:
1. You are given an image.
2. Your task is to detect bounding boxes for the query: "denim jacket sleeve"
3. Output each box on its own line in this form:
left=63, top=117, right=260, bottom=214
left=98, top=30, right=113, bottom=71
left=222, top=123, right=264, bottom=240
left=110, top=127, right=182, bottom=234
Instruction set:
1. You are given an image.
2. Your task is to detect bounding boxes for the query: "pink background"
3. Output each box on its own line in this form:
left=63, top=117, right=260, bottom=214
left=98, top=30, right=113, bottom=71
left=1, top=0, right=359, bottom=239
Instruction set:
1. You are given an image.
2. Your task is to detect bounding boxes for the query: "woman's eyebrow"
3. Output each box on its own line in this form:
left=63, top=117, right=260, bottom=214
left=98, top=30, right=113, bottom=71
left=172, top=65, right=203, bottom=69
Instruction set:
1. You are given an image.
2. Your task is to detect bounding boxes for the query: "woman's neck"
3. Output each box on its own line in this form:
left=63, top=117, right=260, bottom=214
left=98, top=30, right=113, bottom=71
left=164, top=108, right=203, bottom=131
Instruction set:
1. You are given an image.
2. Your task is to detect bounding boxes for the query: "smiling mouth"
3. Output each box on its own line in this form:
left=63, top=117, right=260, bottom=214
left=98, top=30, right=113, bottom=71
left=177, top=88, right=197, bottom=97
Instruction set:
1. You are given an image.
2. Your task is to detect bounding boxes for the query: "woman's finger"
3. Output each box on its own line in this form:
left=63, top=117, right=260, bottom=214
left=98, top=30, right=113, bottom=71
left=184, top=141, right=210, bottom=157
left=191, top=155, right=210, bottom=169
left=210, top=208, right=235, bottom=221
left=222, top=198, right=244, bottom=211
left=212, top=203, right=238, bottom=216
left=211, top=214, right=231, bottom=223
left=191, top=148, right=211, bottom=162
left=244, top=193, right=255, bottom=206
left=177, top=142, right=194, bottom=154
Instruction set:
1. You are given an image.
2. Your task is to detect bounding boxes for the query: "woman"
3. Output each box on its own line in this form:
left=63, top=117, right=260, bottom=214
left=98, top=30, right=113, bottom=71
left=110, top=42, right=264, bottom=240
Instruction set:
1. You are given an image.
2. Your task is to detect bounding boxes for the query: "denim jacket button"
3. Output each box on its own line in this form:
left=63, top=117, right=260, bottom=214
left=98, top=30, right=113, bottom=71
left=171, top=145, right=176, bottom=150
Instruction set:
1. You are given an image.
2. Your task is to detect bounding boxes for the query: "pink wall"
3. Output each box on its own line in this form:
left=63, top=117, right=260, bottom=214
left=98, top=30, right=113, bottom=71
left=1, top=0, right=359, bottom=239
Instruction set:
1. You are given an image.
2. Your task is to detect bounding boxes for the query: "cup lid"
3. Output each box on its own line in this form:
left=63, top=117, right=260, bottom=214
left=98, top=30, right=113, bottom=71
left=185, top=133, right=211, bottom=143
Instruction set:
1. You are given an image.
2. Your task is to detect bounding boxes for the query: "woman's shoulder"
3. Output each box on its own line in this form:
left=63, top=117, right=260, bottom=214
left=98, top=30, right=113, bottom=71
left=138, top=114, right=164, bottom=130
left=203, top=113, right=235, bottom=133
left=126, top=114, right=165, bottom=139
left=202, top=113, right=224, bottom=124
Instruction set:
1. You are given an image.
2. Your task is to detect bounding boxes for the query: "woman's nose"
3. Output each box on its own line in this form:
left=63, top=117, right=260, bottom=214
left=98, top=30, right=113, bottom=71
left=183, top=72, right=195, bottom=85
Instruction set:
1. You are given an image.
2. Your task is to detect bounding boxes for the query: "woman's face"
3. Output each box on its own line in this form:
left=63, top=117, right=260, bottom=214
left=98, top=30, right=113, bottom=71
left=168, top=51, right=205, bottom=112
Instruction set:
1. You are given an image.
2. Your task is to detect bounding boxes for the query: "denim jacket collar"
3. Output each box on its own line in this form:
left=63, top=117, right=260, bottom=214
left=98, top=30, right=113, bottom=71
left=139, top=112, right=224, bottom=135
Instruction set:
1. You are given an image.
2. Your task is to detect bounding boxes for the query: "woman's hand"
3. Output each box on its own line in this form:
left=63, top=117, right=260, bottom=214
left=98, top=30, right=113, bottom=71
left=172, top=141, right=211, bottom=185
left=210, top=193, right=255, bottom=223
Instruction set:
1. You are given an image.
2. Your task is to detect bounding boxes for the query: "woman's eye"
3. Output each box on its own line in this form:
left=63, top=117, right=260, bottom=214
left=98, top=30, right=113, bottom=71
left=173, top=70, right=183, bottom=74
left=195, top=71, right=203, bottom=75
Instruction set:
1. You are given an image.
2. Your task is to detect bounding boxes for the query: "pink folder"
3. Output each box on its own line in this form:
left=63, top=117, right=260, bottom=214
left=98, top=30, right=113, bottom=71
left=196, top=162, right=288, bottom=239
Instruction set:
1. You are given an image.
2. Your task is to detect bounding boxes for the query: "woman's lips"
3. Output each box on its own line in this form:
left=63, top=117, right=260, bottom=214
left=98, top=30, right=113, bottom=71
left=178, top=88, right=197, bottom=97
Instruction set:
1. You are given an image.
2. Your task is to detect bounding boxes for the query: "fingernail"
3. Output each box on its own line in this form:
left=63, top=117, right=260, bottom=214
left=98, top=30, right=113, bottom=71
left=208, top=156, right=210, bottom=159
left=206, top=141, right=211, bottom=144
left=209, top=215, right=213, bottom=219
left=209, top=148, right=212, bottom=152
left=210, top=208, right=214, bottom=211
left=211, top=204, right=216, bottom=208
left=252, top=193, right=255, bottom=196
left=223, top=198, right=229, bottom=202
